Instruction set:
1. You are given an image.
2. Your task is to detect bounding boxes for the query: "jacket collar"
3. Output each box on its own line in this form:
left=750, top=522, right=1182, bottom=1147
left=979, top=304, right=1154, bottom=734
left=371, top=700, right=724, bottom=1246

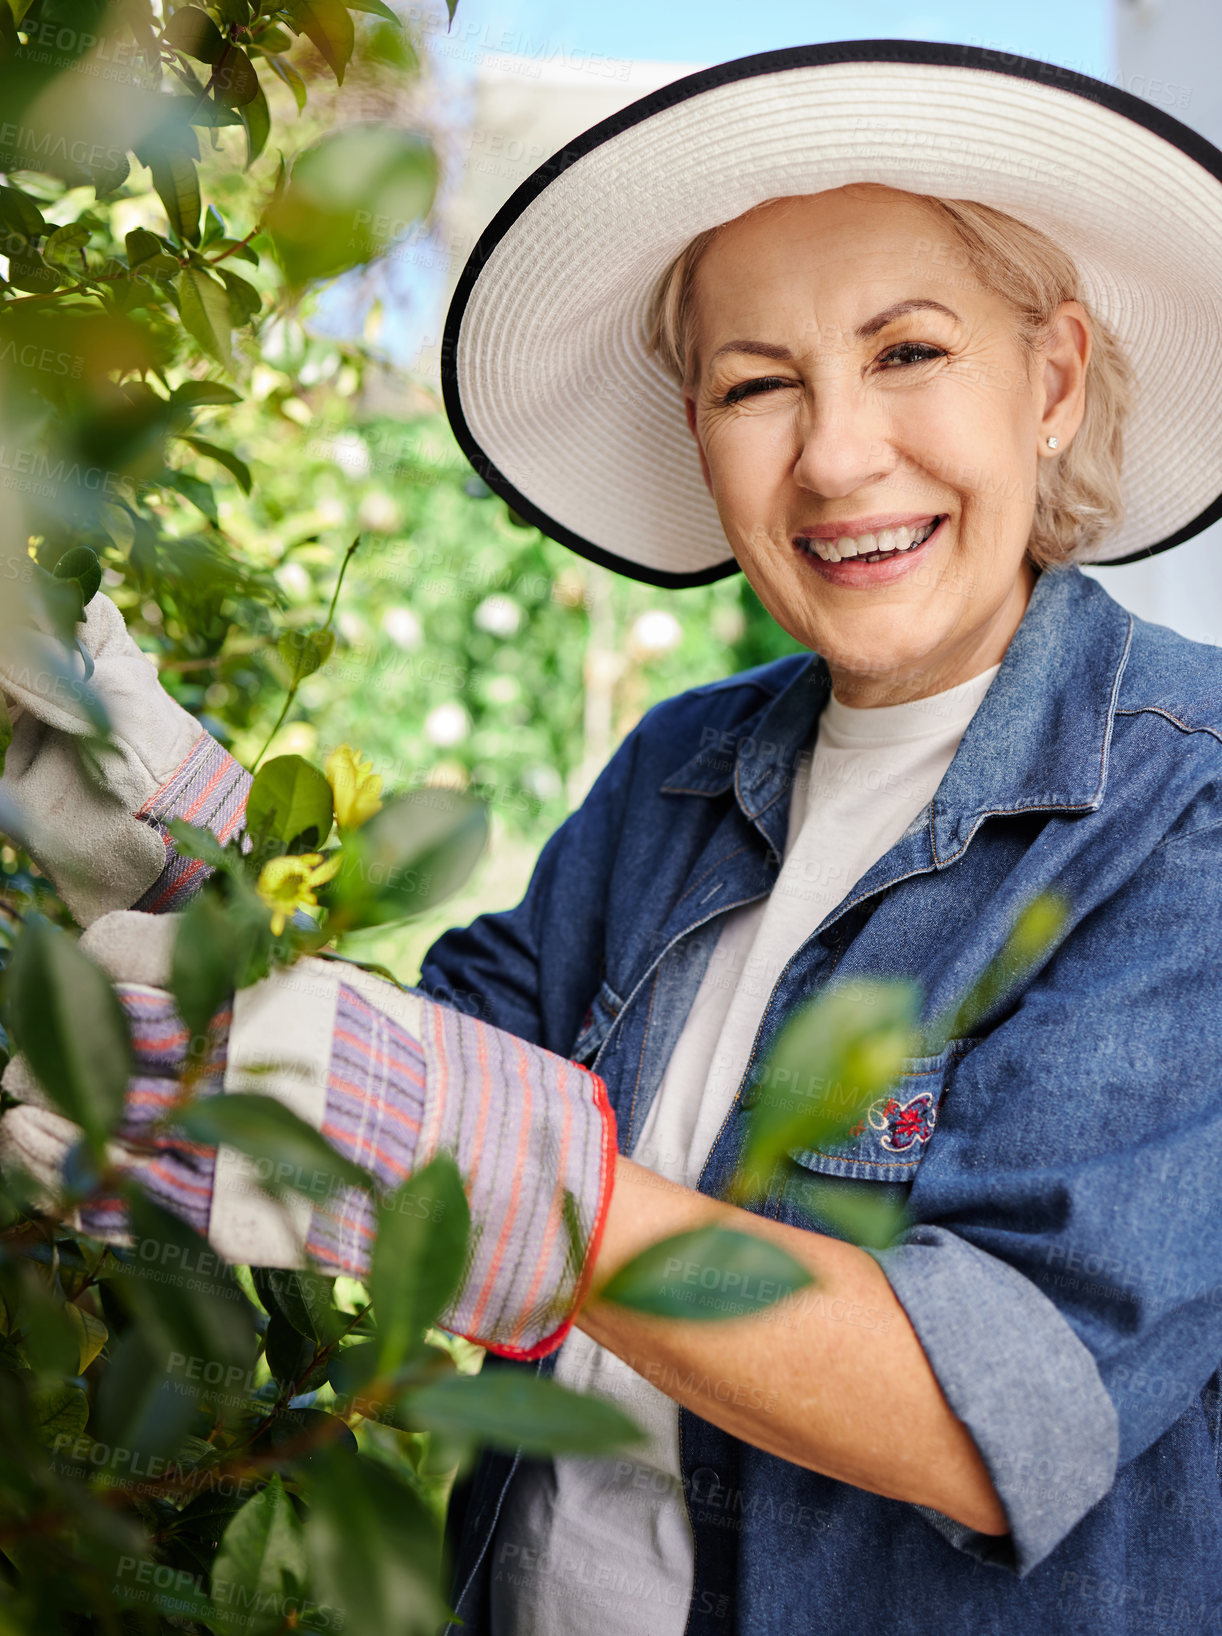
left=661, top=565, right=1133, bottom=866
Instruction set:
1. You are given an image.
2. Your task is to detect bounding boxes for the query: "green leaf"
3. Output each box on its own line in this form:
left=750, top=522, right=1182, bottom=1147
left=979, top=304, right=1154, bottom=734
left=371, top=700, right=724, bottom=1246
left=213, top=44, right=261, bottom=107
left=263, top=1309, right=327, bottom=1392
left=210, top=236, right=260, bottom=264
left=0, top=697, right=12, bottom=780
left=201, top=204, right=227, bottom=249
left=329, top=787, right=487, bottom=930
left=931, top=890, right=1071, bottom=1048
left=52, top=546, right=102, bottom=607
left=35, top=1382, right=89, bottom=1445
left=210, top=1476, right=308, bottom=1636
left=166, top=470, right=219, bottom=524
left=266, top=124, right=437, bottom=286
left=170, top=891, right=243, bottom=1044
left=162, top=5, right=225, bottom=62
left=403, top=1372, right=645, bottom=1457
left=598, top=1226, right=813, bottom=1320
left=217, top=266, right=262, bottom=324
left=184, top=434, right=253, bottom=493
left=171, top=379, right=242, bottom=408
left=0, top=184, right=46, bottom=237
left=265, top=53, right=307, bottom=112
left=733, top=980, right=922, bottom=1203
left=246, top=753, right=334, bottom=851
left=287, top=0, right=355, bottom=83
left=275, top=627, right=334, bottom=685
left=327, top=1338, right=379, bottom=1401
left=165, top=816, right=237, bottom=873
left=371, top=1154, right=469, bottom=1373
left=150, top=150, right=202, bottom=244
left=346, top=0, right=400, bottom=18
left=176, top=267, right=233, bottom=370
left=65, top=1303, right=108, bottom=1371
left=5, top=244, right=61, bottom=294
left=253, top=1267, right=342, bottom=1345
left=303, top=1447, right=447, bottom=1636
left=239, top=79, right=271, bottom=166
left=446, top=0, right=458, bottom=20
left=126, top=226, right=180, bottom=276
left=6, top=920, right=130, bottom=1151
left=177, top=1091, right=375, bottom=1198
left=42, top=222, right=91, bottom=270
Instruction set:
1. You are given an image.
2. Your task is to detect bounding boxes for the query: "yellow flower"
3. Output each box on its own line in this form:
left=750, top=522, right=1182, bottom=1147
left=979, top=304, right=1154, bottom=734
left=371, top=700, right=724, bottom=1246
left=257, top=851, right=342, bottom=935
left=325, top=743, right=383, bottom=830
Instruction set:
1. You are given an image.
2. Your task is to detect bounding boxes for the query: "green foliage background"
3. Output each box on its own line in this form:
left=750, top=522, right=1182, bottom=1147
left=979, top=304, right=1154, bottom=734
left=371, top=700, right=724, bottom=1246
left=0, top=3, right=806, bottom=1630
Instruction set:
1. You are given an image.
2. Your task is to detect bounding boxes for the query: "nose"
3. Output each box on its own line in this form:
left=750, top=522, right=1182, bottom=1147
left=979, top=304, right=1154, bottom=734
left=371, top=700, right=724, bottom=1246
left=791, top=372, right=895, bottom=500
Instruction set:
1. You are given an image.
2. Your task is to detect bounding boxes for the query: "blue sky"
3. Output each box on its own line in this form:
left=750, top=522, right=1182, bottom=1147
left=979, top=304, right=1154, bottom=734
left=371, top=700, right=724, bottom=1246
left=430, top=0, right=1113, bottom=76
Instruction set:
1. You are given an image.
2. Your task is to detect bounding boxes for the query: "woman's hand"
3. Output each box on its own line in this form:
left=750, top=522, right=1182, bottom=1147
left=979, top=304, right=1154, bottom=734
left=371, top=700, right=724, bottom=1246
left=0, top=910, right=618, bottom=1362
left=0, top=591, right=248, bottom=925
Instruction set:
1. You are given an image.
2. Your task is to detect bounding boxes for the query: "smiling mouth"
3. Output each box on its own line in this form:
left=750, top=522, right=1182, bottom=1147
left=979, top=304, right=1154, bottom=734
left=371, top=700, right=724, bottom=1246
left=795, top=516, right=944, bottom=565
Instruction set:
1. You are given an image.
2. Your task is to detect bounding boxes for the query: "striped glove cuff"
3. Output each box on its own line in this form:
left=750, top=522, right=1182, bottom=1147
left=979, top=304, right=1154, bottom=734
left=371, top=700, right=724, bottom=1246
left=132, top=733, right=250, bottom=913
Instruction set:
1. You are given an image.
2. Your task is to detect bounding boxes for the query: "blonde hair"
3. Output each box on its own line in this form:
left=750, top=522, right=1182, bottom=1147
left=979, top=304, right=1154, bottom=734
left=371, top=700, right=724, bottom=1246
left=645, top=185, right=1135, bottom=568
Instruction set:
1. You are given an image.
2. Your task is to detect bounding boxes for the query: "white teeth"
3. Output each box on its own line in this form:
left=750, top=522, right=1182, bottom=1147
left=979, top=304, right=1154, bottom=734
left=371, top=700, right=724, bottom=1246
left=806, top=518, right=939, bottom=563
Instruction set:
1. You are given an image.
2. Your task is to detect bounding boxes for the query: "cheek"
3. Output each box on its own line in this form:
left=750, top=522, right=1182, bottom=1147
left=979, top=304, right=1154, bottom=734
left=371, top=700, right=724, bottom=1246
left=703, top=416, right=792, bottom=508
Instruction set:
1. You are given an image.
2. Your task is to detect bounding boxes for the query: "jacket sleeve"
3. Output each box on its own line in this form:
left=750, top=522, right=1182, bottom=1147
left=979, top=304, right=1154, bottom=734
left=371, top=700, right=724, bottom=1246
left=416, top=720, right=644, bottom=1058
left=869, top=814, right=1222, bottom=1575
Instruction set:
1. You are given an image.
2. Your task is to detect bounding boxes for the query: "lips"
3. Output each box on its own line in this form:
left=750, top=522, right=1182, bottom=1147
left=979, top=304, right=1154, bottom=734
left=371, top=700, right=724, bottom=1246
left=792, top=514, right=948, bottom=584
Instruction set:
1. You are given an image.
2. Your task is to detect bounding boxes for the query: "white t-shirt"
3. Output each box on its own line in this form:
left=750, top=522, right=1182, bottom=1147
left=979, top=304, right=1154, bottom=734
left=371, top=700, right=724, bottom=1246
left=489, top=662, right=1003, bottom=1636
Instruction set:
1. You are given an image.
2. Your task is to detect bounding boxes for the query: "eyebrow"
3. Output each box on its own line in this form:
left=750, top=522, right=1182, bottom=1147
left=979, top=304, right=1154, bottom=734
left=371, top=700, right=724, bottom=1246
left=708, top=299, right=961, bottom=365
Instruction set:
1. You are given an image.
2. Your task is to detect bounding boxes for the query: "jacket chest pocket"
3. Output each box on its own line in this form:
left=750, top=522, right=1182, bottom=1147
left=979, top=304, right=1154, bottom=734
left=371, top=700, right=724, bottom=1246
left=787, top=1043, right=969, bottom=1183
left=771, top=1039, right=976, bottom=1238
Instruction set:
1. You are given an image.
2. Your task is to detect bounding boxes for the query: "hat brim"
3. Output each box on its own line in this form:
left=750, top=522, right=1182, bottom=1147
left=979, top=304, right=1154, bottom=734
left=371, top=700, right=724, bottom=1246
left=442, top=40, right=1222, bottom=587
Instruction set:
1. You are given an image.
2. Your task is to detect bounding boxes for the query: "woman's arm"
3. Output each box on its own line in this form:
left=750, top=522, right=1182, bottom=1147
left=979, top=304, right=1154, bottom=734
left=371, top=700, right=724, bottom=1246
left=580, top=1155, right=1008, bottom=1536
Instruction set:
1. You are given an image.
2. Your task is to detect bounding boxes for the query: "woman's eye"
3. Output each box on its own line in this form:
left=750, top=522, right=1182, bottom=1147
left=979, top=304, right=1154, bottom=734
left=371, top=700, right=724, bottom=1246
left=878, top=342, right=945, bottom=369
left=718, top=376, right=795, bottom=406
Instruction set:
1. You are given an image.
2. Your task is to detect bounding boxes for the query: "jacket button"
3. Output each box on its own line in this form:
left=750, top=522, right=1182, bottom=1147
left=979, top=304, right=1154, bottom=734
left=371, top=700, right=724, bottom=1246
left=690, top=1466, right=722, bottom=1500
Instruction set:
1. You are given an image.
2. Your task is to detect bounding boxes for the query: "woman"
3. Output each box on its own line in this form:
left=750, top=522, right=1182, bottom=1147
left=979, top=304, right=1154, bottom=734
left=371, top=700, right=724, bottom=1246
left=4, top=39, right=1222, bottom=1636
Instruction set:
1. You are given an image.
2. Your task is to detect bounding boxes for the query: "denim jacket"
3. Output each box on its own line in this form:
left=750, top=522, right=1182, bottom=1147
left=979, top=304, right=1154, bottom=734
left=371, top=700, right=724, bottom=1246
left=420, top=563, right=1222, bottom=1635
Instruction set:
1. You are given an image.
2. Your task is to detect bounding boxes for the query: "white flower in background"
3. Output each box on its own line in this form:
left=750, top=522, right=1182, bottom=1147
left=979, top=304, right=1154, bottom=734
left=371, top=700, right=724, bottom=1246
left=474, top=595, right=522, bottom=638
left=381, top=606, right=423, bottom=650
left=329, top=432, right=371, bottom=478
left=629, top=609, right=682, bottom=658
left=425, top=702, right=470, bottom=747
left=357, top=490, right=401, bottom=533
left=337, top=610, right=367, bottom=644
left=484, top=674, right=520, bottom=705
left=711, top=603, right=746, bottom=645
left=316, top=496, right=346, bottom=527
left=523, top=764, right=563, bottom=802
left=277, top=561, right=311, bottom=599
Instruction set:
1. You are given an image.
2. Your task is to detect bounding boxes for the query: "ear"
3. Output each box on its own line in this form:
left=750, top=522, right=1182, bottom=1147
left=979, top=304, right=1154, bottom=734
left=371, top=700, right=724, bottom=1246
left=1038, top=299, right=1091, bottom=453
left=684, top=394, right=714, bottom=496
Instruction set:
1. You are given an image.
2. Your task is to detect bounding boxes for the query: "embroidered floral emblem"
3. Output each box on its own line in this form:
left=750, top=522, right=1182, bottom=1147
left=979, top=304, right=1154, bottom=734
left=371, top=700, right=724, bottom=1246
left=865, top=1090, right=939, bottom=1153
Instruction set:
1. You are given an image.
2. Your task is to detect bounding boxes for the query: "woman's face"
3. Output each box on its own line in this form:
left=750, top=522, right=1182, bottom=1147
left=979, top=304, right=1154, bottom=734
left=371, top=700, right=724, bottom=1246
left=684, top=186, right=1090, bottom=705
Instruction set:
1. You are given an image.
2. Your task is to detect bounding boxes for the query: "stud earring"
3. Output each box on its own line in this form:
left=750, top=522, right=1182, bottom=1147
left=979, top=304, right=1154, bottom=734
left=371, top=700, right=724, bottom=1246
left=1046, top=436, right=1060, bottom=449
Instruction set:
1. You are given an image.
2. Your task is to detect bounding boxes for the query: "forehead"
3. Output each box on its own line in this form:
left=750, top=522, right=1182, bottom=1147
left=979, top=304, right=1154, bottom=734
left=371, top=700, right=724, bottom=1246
left=692, top=187, right=976, bottom=311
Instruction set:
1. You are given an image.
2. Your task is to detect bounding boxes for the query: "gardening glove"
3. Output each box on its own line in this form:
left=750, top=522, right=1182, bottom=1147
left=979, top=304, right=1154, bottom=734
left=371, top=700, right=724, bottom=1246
left=0, top=911, right=617, bottom=1361
left=0, top=589, right=249, bottom=926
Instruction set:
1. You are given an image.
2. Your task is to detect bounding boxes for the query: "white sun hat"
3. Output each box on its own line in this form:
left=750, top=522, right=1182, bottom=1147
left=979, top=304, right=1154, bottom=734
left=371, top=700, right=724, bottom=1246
left=441, top=40, right=1222, bottom=588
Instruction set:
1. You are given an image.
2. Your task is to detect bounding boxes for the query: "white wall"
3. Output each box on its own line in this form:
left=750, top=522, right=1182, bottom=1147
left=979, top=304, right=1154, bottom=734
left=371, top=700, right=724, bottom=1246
left=1086, top=0, right=1222, bottom=642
